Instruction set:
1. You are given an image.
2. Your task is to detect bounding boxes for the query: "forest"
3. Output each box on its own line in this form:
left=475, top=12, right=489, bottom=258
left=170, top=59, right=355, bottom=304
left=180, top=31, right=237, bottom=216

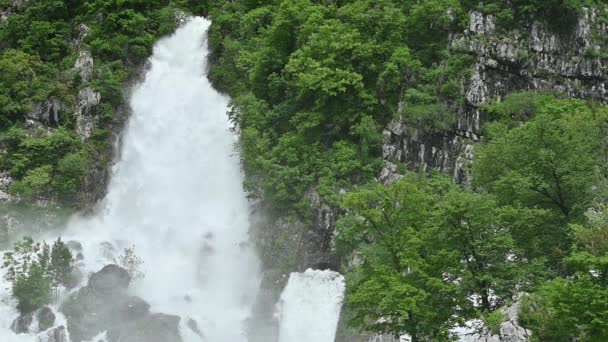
left=1, top=0, right=608, bottom=341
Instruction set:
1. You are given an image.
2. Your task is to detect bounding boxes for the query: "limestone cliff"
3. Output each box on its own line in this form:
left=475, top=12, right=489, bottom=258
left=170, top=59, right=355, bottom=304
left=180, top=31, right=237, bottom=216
left=382, top=8, right=608, bottom=184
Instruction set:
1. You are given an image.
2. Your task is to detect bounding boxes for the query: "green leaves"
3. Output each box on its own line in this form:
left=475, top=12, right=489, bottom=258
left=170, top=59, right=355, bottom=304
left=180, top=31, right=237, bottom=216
left=3, top=237, right=73, bottom=314
left=475, top=97, right=602, bottom=220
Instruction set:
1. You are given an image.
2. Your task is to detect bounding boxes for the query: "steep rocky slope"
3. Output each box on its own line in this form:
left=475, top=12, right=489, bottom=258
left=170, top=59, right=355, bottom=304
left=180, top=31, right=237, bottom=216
left=382, top=8, right=608, bottom=185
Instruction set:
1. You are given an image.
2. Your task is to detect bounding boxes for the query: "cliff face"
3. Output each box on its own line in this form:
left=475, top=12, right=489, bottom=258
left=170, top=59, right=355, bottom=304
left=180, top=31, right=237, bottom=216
left=382, top=8, right=608, bottom=184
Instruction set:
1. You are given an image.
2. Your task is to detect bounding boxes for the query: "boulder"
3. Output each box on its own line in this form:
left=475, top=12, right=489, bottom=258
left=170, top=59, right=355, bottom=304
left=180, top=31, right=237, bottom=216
left=88, top=264, right=131, bottom=294
left=10, top=313, right=32, bottom=334
left=37, top=306, right=56, bottom=331
left=44, top=325, right=69, bottom=342
left=108, top=313, right=181, bottom=342
left=61, top=264, right=181, bottom=342
left=66, top=240, right=83, bottom=253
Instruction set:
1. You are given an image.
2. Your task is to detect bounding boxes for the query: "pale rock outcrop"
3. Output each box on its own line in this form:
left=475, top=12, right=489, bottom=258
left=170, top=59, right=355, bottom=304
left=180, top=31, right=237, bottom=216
left=475, top=300, right=531, bottom=342
left=0, top=0, right=29, bottom=22
left=26, top=98, right=64, bottom=128
left=383, top=9, right=608, bottom=181
left=74, top=50, right=95, bottom=82
left=75, top=87, right=101, bottom=140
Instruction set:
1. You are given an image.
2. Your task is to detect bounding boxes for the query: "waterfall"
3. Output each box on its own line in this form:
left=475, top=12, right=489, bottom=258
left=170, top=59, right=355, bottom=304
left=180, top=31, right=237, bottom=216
left=277, top=269, right=345, bottom=342
left=0, top=17, right=261, bottom=342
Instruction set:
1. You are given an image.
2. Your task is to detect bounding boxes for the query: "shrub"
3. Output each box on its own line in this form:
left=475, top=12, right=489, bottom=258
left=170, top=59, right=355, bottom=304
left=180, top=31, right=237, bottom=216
left=2, top=237, right=73, bottom=314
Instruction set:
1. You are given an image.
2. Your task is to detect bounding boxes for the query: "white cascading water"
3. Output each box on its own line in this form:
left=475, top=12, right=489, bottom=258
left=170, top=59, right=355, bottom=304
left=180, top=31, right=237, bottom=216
left=277, top=269, right=345, bottom=342
left=0, top=17, right=349, bottom=342
left=0, top=17, right=261, bottom=342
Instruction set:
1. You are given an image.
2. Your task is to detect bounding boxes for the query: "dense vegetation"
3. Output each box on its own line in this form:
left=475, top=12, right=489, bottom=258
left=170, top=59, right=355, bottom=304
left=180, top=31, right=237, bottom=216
left=205, top=0, right=608, bottom=341
left=2, top=237, right=73, bottom=314
left=336, top=95, right=608, bottom=340
left=0, top=0, right=191, bottom=208
left=3, top=0, right=608, bottom=340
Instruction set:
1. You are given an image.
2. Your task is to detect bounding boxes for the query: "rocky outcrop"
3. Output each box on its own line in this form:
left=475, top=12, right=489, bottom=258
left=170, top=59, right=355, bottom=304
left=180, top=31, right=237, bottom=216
left=475, top=300, right=532, bottom=342
left=248, top=188, right=340, bottom=342
left=10, top=312, right=33, bottom=334
left=75, top=87, right=101, bottom=140
left=381, top=120, right=474, bottom=184
left=0, top=0, right=28, bottom=22
left=37, top=306, right=56, bottom=331
left=60, top=264, right=183, bottom=342
left=25, top=99, right=64, bottom=128
left=44, top=325, right=69, bottom=342
left=383, top=9, right=608, bottom=181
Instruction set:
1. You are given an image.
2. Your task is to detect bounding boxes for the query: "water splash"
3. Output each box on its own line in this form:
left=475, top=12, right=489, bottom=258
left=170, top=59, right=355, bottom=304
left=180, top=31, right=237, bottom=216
left=0, top=17, right=261, bottom=342
left=277, top=269, right=345, bottom=342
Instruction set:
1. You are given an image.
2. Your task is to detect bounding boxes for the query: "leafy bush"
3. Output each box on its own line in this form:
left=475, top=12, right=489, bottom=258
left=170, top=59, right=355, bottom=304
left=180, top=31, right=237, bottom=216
left=2, top=237, right=73, bottom=314
left=114, top=245, right=145, bottom=281
left=483, top=310, right=507, bottom=335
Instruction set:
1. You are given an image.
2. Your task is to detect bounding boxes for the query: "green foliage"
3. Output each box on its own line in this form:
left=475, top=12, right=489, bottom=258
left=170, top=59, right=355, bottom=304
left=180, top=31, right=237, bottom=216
left=0, top=128, right=87, bottom=202
left=13, top=265, right=52, bottom=314
left=337, top=173, right=463, bottom=340
left=336, top=172, right=530, bottom=338
left=0, top=0, right=194, bottom=207
left=520, top=276, right=608, bottom=341
left=483, top=310, right=506, bottom=335
left=474, top=97, right=607, bottom=266
left=209, top=0, right=477, bottom=213
left=114, top=245, right=145, bottom=281
left=3, top=237, right=73, bottom=314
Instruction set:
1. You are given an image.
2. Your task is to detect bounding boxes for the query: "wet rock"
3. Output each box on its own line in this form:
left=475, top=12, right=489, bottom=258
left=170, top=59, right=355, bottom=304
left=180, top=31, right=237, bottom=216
left=186, top=318, right=203, bottom=338
left=37, top=306, right=56, bottom=331
left=10, top=313, right=33, bottom=334
left=45, top=325, right=69, bottom=342
left=61, top=264, right=182, bottom=342
left=120, top=296, right=151, bottom=320
left=100, top=241, right=117, bottom=259
left=67, top=240, right=83, bottom=253
left=108, top=313, right=181, bottom=342
left=88, top=264, right=131, bottom=294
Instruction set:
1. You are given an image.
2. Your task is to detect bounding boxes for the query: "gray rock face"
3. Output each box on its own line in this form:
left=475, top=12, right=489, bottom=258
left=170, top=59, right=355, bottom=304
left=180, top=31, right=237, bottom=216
left=0, top=0, right=29, bottom=22
left=88, top=264, right=131, bottom=294
left=475, top=300, right=532, bottom=342
left=26, top=98, right=64, bottom=127
left=75, top=87, right=101, bottom=140
left=0, top=171, right=13, bottom=203
left=382, top=119, right=474, bottom=184
left=37, top=306, right=56, bottom=331
left=74, top=50, right=95, bottom=82
left=61, top=264, right=182, bottom=342
left=383, top=9, right=608, bottom=181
